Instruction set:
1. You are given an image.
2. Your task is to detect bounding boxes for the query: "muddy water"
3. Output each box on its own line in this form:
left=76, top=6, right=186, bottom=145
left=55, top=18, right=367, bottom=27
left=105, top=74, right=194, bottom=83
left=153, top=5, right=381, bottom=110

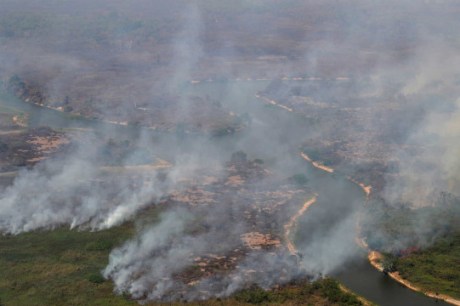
left=0, top=82, right=449, bottom=305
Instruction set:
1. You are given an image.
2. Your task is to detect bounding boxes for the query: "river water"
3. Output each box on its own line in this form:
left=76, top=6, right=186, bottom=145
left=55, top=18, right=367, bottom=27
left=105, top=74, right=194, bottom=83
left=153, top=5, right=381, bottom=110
left=0, top=82, right=449, bottom=306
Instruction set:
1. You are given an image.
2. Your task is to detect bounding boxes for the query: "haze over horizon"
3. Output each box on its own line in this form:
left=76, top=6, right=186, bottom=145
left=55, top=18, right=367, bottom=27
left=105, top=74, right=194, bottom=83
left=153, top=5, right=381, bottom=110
left=0, top=0, right=459, bottom=303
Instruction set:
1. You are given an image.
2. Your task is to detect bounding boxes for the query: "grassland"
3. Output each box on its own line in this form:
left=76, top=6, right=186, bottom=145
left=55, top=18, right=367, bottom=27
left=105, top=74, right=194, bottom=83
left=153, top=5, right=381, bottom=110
left=394, top=233, right=460, bottom=300
left=0, top=224, right=136, bottom=306
left=0, top=217, right=364, bottom=306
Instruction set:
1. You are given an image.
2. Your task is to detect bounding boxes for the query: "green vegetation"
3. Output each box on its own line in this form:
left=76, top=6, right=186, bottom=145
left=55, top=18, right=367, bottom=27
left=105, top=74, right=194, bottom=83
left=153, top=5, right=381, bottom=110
left=211, top=126, right=236, bottom=138
left=363, top=193, right=460, bottom=253
left=230, top=151, right=248, bottom=163
left=289, top=173, right=309, bottom=186
left=88, top=273, right=106, bottom=285
left=0, top=222, right=363, bottom=305
left=381, top=253, right=398, bottom=273
left=235, top=286, right=272, bottom=304
left=233, top=278, right=363, bottom=305
left=311, top=278, right=363, bottom=305
left=0, top=226, right=137, bottom=306
left=393, top=234, right=460, bottom=299
left=363, top=192, right=460, bottom=299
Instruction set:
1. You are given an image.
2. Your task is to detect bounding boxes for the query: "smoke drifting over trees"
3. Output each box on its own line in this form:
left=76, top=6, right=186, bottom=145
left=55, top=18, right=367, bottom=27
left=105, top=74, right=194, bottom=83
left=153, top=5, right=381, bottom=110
left=1, top=0, right=460, bottom=302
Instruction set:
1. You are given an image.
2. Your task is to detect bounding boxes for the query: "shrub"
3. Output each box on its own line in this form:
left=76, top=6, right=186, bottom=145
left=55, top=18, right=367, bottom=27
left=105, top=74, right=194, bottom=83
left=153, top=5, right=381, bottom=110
left=289, top=173, right=309, bottom=186
left=316, top=278, right=362, bottom=305
left=382, top=254, right=398, bottom=273
left=231, top=151, right=248, bottom=163
left=254, top=158, right=264, bottom=164
left=87, top=273, right=105, bottom=284
left=234, top=286, right=271, bottom=304
left=85, top=239, right=113, bottom=251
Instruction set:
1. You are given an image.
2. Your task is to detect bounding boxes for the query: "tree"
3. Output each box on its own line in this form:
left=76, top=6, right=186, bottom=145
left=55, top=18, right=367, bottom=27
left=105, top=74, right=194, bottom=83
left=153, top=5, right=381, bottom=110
left=289, top=174, right=309, bottom=186
left=382, top=254, right=397, bottom=273
left=231, top=150, right=247, bottom=163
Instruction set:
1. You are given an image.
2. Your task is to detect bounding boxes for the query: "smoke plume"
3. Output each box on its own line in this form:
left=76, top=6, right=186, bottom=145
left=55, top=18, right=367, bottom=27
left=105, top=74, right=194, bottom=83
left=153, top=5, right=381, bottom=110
left=1, top=0, right=460, bottom=302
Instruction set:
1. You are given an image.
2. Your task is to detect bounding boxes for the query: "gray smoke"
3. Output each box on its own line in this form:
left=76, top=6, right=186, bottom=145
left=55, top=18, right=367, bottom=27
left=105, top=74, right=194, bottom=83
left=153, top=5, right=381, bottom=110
left=1, top=0, right=460, bottom=303
left=103, top=205, right=307, bottom=301
left=0, top=132, right=169, bottom=234
left=382, top=41, right=460, bottom=206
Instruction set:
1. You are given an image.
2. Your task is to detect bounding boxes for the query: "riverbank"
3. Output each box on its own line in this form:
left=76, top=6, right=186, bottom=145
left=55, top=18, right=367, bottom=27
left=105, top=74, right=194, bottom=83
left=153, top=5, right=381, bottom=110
left=284, top=195, right=318, bottom=255
left=367, top=251, right=460, bottom=306
left=339, top=284, right=377, bottom=306
left=360, top=194, right=460, bottom=305
left=300, top=152, right=334, bottom=173
left=3, top=76, right=453, bottom=305
left=347, top=176, right=372, bottom=199
left=299, top=149, right=460, bottom=305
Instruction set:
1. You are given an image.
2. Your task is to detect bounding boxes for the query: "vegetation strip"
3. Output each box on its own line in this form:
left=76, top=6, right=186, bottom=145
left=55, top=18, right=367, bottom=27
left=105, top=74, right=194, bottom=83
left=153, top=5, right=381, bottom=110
left=368, top=251, right=460, bottom=306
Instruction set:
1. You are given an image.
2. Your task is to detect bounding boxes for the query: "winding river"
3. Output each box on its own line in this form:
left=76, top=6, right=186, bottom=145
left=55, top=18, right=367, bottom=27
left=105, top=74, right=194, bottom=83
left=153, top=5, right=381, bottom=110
left=0, top=81, right=449, bottom=306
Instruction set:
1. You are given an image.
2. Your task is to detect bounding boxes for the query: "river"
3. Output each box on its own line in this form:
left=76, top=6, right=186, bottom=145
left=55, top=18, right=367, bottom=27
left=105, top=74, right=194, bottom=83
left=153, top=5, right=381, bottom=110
left=0, top=81, right=448, bottom=306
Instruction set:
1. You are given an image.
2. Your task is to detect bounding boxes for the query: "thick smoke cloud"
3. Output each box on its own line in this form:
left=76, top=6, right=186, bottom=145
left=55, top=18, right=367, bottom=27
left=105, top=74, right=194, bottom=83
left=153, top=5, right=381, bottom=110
left=0, top=0, right=459, bottom=302
left=382, top=40, right=460, bottom=206
left=0, top=132, right=171, bottom=234
left=103, top=205, right=308, bottom=301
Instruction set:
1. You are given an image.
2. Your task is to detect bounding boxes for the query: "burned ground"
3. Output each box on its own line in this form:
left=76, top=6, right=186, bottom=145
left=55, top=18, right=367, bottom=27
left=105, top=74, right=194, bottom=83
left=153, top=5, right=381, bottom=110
left=155, top=156, right=314, bottom=296
left=1, top=0, right=460, bottom=304
left=0, top=126, right=69, bottom=172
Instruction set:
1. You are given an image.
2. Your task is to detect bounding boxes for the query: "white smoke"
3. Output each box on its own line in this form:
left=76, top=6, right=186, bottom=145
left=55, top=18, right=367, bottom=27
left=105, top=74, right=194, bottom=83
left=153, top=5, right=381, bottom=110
left=0, top=134, right=169, bottom=234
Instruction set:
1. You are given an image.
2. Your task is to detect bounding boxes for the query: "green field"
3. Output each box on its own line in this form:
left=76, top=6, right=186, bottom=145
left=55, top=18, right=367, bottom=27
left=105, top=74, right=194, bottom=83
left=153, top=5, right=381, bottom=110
left=0, top=219, right=364, bottom=306
left=395, top=233, right=460, bottom=299
left=0, top=225, right=137, bottom=306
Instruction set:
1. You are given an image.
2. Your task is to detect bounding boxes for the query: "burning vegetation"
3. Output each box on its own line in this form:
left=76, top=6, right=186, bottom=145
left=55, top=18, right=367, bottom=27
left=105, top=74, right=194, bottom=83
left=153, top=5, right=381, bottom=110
left=1, top=0, right=460, bottom=305
left=114, top=153, right=318, bottom=300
